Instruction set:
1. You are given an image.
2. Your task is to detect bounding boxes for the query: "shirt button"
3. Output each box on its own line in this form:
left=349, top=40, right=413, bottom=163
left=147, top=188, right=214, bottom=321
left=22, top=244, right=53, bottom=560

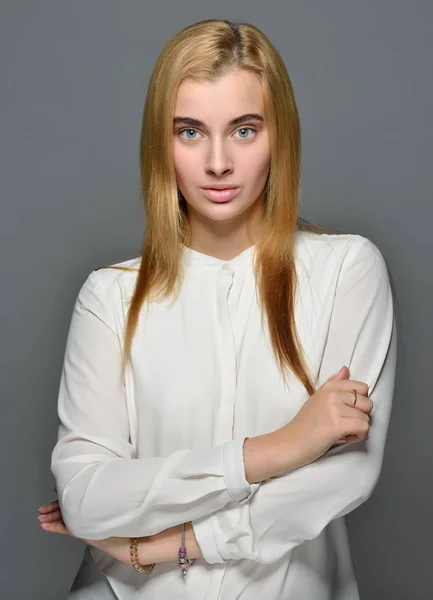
left=221, top=263, right=230, bottom=271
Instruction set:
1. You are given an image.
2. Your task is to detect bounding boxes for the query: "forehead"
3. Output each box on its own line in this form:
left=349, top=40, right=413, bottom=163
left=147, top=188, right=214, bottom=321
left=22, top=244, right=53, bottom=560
left=174, top=69, right=264, bottom=119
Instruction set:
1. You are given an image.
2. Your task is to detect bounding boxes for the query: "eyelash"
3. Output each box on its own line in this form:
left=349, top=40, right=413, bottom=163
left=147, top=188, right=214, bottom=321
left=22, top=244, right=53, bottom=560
left=177, top=126, right=257, bottom=140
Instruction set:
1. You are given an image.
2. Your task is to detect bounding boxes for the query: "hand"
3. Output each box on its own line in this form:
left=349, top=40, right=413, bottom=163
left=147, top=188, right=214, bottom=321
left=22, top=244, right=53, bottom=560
left=37, top=490, right=202, bottom=566
left=37, top=489, right=138, bottom=564
left=272, top=365, right=373, bottom=475
left=37, top=488, right=74, bottom=537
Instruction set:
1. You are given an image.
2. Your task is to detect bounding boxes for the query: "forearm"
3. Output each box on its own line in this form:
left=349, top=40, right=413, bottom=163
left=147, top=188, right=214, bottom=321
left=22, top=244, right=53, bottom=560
left=83, top=522, right=202, bottom=566
left=243, top=432, right=287, bottom=482
left=83, top=432, right=284, bottom=566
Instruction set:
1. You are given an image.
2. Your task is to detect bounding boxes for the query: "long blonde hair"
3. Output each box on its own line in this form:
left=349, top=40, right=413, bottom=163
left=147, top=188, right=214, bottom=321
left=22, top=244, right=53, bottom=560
left=97, top=19, right=398, bottom=397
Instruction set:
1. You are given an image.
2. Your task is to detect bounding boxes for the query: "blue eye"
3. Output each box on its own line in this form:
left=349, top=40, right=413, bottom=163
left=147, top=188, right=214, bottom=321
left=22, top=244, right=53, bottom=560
left=177, top=126, right=257, bottom=140
left=179, top=128, right=199, bottom=140
left=235, top=127, right=256, bottom=139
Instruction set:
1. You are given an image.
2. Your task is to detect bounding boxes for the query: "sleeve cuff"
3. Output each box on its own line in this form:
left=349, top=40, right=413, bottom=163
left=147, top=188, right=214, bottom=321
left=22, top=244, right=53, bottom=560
left=192, top=438, right=260, bottom=564
left=191, top=515, right=224, bottom=563
left=221, top=437, right=260, bottom=501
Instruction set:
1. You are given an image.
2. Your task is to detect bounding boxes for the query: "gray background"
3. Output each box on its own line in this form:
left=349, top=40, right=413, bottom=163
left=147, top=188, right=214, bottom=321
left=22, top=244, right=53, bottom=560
left=1, top=1, right=431, bottom=598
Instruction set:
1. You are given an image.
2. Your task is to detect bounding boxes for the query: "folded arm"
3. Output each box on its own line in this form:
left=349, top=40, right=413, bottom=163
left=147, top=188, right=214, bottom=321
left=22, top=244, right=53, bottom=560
left=78, top=522, right=202, bottom=566
left=51, top=270, right=259, bottom=541
left=192, top=236, right=398, bottom=564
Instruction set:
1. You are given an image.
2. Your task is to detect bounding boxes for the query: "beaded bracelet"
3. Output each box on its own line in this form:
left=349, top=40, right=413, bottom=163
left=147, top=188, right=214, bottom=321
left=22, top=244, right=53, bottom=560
left=129, top=537, right=155, bottom=574
left=178, top=522, right=195, bottom=577
left=130, top=524, right=195, bottom=577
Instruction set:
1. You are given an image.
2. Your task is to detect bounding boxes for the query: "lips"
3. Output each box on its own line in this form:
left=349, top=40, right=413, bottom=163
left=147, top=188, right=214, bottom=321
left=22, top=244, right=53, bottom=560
left=200, top=187, right=240, bottom=203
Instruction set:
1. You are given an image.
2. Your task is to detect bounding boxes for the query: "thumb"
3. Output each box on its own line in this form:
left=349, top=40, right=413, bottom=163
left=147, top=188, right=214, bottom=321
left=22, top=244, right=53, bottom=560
left=327, top=365, right=350, bottom=381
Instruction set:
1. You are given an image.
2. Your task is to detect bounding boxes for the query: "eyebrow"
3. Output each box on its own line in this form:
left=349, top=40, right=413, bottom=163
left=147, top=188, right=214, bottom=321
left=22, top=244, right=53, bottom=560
left=173, top=113, right=264, bottom=128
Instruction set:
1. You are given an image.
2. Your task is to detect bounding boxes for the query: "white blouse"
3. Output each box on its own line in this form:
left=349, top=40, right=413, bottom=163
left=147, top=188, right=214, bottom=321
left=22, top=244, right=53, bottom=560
left=51, top=230, right=397, bottom=600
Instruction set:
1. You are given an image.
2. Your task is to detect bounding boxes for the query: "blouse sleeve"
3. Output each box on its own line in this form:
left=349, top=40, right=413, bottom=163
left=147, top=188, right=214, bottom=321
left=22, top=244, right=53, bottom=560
left=191, top=236, right=398, bottom=564
left=50, top=270, right=256, bottom=540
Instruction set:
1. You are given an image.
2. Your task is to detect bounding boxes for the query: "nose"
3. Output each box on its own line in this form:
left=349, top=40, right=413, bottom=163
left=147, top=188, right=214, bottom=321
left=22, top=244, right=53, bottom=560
left=205, top=138, right=234, bottom=178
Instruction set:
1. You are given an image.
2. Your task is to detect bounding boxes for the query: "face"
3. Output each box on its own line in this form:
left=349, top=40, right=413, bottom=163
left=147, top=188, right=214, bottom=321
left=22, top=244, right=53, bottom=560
left=173, top=69, right=271, bottom=231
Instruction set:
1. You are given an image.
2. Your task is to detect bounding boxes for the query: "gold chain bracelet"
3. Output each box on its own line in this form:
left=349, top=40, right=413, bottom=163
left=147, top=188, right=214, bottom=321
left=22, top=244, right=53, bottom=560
left=129, top=537, right=155, bottom=574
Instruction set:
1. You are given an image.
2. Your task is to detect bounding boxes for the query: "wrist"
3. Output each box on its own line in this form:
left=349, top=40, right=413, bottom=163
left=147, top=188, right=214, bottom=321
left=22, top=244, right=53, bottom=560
left=140, top=526, right=180, bottom=564
left=183, top=522, right=202, bottom=560
left=243, top=432, right=285, bottom=483
left=137, top=523, right=202, bottom=565
left=269, top=422, right=307, bottom=475
left=136, top=536, right=156, bottom=567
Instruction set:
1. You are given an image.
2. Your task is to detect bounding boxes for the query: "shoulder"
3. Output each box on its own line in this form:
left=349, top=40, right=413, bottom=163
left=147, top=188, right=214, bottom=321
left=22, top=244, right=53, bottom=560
left=93, top=255, right=141, bottom=292
left=75, top=255, right=141, bottom=317
left=296, top=230, right=388, bottom=276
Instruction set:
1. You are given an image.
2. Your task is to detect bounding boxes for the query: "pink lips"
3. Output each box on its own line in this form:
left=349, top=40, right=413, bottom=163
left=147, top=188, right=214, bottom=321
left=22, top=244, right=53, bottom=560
left=200, top=187, right=240, bottom=203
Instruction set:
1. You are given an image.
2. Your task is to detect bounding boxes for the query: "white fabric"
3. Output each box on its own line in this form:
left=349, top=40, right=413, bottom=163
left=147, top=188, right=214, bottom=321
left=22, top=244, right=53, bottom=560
left=51, top=230, right=397, bottom=599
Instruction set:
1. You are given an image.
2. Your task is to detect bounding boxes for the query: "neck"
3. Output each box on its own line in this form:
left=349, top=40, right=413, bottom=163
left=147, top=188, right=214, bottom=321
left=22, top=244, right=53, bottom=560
left=186, top=195, right=264, bottom=261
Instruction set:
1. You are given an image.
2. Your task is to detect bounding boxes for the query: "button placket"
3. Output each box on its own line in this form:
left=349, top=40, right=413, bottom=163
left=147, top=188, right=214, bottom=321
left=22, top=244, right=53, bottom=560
left=214, top=266, right=237, bottom=445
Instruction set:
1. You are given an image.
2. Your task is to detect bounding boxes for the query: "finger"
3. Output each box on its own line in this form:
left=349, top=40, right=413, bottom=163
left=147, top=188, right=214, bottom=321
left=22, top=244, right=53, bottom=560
left=38, top=509, right=62, bottom=523
left=38, top=500, right=59, bottom=514
left=345, top=434, right=361, bottom=444
left=40, top=522, right=70, bottom=535
left=339, top=403, right=370, bottom=421
left=341, top=391, right=373, bottom=414
left=335, top=379, right=370, bottom=398
left=339, top=416, right=370, bottom=440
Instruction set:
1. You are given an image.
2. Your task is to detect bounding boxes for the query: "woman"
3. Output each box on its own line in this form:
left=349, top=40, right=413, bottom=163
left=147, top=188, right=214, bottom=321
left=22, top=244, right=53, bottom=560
left=38, top=18, right=398, bottom=599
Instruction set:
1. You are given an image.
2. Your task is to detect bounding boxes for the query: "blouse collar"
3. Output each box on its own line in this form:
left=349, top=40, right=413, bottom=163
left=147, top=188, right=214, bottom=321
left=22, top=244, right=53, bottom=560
left=181, top=243, right=256, bottom=269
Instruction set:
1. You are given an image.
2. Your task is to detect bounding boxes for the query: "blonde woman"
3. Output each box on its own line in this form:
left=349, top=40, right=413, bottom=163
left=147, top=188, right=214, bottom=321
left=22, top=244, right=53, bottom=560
left=38, top=18, right=398, bottom=600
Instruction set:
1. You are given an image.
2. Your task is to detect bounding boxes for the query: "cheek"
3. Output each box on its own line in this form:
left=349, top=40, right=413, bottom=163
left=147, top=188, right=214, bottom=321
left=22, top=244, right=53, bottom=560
left=174, top=147, right=199, bottom=186
left=242, top=148, right=271, bottom=182
left=242, top=135, right=270, bottom=169
left=257, top=150, right=271, bottom=180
